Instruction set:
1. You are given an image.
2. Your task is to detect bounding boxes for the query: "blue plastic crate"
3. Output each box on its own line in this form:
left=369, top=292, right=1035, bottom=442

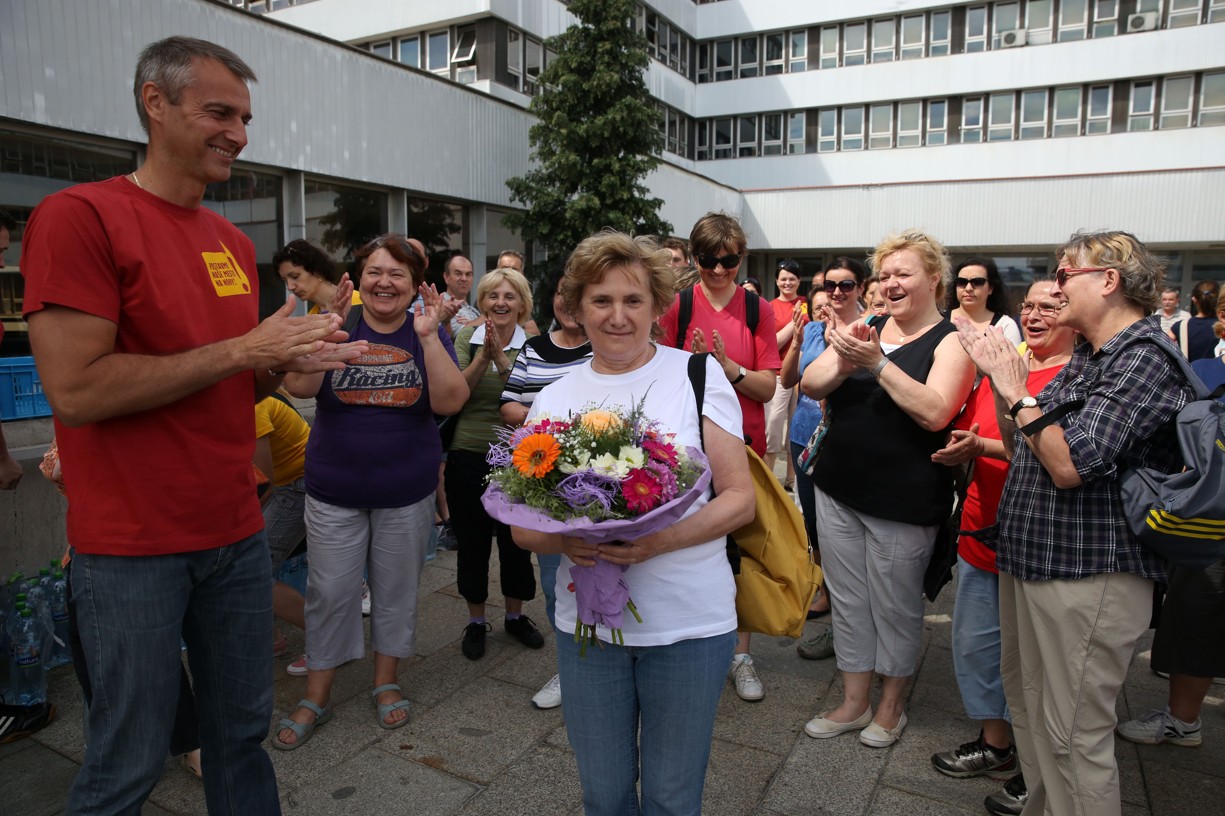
left=0, top=357, right=52, bottom=420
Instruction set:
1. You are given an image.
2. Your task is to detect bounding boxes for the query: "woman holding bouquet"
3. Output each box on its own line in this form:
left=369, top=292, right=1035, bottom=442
left=514, top=231, right=755, bottom=816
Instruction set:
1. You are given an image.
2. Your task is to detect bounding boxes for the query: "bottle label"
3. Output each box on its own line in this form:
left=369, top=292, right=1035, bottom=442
left=12, top=646, right=41, bottom=666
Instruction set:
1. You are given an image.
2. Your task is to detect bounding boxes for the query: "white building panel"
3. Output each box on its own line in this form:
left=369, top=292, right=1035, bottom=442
left=269, top=0, right=575, bottom=41
left=697, top=0, right=956, bottom=38
left=649, top=163, right=744, bottom=237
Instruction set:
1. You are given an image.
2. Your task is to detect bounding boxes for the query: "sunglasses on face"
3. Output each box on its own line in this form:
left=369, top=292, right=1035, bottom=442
left=696, top=253, right=742, bottom=270
left=1055, top=267, right=1110, bottom=287
left=823, top=280, right=858, bottom=293
left=955, top=277, right=989, bottom=289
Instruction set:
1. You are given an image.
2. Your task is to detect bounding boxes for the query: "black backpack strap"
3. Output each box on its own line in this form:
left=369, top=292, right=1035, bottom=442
left=342, top=303, right=364, bottom=337
left=687, top=352, right=708, bottom=449
left=744, top=289, right=759, bottom=334
left=676, top=287, right=694, bottom=349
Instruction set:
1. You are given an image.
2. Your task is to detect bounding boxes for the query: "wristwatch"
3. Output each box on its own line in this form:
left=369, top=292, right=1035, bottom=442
left=1008, top=396, right=1038, bottom=421
left=730, top=365, right=747, bottom=385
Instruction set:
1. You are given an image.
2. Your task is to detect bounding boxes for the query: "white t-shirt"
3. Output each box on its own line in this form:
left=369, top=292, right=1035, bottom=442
left=995, top=314, right=1023, bottom=347
left=527, top=345, right=743, bottom=647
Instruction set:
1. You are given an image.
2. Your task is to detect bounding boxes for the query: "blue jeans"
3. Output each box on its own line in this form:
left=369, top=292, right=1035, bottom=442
left=538, top=553, right=560, bottom=630
left=557, top=629, right=735, bottom=816
left=67, top=533, right=279, bottom=816
left=952, top=557, right=1010, bottom=721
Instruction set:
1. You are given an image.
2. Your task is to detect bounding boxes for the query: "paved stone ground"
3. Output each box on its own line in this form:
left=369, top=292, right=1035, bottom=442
left=3, top=544, right=1222, bottom=815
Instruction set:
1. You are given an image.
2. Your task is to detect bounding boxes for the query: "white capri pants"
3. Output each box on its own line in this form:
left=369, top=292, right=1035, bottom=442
left=303, top=494, right=434, bottom=669
left=814, top=486, right=936, bottom=677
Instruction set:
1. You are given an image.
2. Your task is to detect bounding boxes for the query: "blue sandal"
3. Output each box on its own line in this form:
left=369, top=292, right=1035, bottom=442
left=372, top=683, right=411, bottom=730
left=271, top=699, right=331, bottom=750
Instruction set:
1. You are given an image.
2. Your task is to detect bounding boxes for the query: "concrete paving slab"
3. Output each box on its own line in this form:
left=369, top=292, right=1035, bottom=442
left=760, top=725, right=890, bottom=814
left=712, top=667, right=828, bottom=757
left=703, top=738, right=785, bottom=816
left=0, top=739, right=78, bottom=816
left=1143, top=756, right=1225, bottom=816
left=452, top=743, right=581, bottom=816
left=907, top=643, right=969, bottom=718
left=277, top=747, right=479, bottom=815
left=868, top=786, right=984, bottom=815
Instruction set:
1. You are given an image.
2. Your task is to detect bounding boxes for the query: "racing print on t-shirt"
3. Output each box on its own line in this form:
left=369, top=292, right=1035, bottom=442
left=331, top=343, right=423, bottom=407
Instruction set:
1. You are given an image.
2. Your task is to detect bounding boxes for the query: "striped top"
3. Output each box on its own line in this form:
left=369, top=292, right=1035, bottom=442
left=500, top=331, right=593, bottom=411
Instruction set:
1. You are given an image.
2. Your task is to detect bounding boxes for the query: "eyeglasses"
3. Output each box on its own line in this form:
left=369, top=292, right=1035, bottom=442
left=955, top=277, right=989, bottom=289
left=696, top=253, right=742, bottom=271
left=1055, top=267, right=1110, bottom=287
left=823, top=280, right=858, bottom=294
left=1019, top=303, right=1062, bottom=318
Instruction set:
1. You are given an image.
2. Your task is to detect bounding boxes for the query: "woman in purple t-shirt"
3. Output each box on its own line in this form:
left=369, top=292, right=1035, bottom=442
left=275, top=234, right=467, bottom=749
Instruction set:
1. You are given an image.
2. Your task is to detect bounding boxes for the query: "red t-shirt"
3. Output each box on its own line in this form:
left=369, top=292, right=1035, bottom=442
left=659, top=286, right=780, bottom=456
left=21, top=177, right=264, bottom=556
left=769, top=296, right=808, bottom=358
left=954, top=365, right=1063, bottom=573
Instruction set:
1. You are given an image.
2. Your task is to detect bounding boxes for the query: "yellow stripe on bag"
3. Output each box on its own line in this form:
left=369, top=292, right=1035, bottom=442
left=1146, top=509, right=1225, bottom=539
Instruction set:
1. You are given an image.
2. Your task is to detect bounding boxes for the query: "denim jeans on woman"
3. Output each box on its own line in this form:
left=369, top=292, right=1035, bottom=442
left=67, top=532, right=279, bottom=816
left=556, top=629, right=735, bottom=816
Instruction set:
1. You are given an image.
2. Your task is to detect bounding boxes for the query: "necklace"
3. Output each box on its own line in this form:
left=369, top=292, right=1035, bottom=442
left=129, top=172, right=144, bottom=190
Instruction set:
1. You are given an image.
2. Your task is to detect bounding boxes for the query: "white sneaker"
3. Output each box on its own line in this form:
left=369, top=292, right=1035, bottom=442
left=361, top=581, right=371, bottom=616
left=286, top=655, right=308, bottom=677
left=531, top=673, right=562, bottom=709
left=728, top=654, right=764, bottom=701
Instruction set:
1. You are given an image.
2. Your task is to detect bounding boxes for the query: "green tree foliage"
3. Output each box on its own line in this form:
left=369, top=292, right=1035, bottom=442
left=505, top=0, right=671, bottom=269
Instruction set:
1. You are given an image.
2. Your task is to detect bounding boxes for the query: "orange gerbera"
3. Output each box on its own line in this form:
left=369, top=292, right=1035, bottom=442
left=513, top=433, right=561, bottom=478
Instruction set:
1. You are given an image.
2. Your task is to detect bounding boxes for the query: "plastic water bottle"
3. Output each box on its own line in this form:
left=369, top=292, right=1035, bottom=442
left=6, top=607, right=47, bottom=706
left=47, top=570, right=71, bottom=669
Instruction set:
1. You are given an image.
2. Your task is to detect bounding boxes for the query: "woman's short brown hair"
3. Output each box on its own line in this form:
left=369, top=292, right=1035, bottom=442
left=561, top=230, right=675, bottom=322
left=475, top=267, right=534, bottom=326
left=1055, top=230, right=1164, bottom=314
left=353, top=234, right=427, bottom=290
left=870, top=229, right=952, bottom=304
left=688, top=212, right=748, bottom=259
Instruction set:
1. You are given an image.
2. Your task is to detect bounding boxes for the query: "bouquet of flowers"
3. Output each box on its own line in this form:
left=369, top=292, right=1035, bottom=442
left=481, top=397, right=711, bottom=653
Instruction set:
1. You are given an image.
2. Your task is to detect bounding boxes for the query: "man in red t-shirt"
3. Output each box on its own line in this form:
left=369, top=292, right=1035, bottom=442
left=21, top=38, right=363, bottom=815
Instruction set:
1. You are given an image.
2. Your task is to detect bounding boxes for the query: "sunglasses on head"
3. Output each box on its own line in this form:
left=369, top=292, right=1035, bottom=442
left=696, top=253, right=742, bottom=270
left=823, top=280, right=858, bottom=293
left=955, top=277, right=989, bottom=288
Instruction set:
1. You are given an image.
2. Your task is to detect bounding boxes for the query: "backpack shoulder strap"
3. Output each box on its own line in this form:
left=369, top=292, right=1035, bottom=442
left=676, top=287, right=695, bottom=349
left=687, top=352, right=708, bottom=449
left=342, top=303, right=364, bottom=337
left=744, top=290, right=759, bottom=334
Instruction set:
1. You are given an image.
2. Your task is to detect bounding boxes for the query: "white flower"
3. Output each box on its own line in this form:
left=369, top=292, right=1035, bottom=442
left=558, top=449, right=591, bottom=475
left=591, top=452, right=629, bottom=478
left=617, top=445, right=645, bottom=470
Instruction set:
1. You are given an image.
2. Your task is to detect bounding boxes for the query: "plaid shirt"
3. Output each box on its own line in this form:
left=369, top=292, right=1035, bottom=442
left=997, top=315, right=1194, bottom=582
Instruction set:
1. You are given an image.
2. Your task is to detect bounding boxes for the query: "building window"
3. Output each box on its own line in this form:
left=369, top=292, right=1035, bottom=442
left=762, top=113, right=783, bottom=154
left=993, top=2, right=1021, bottom=49
left=1168, top=0, right=1203, bottom=26
left=524, top=37, right=543, bottom=96
left=399, top=35, right=420, bottom=68
left=738, top=116, right=758, bottom=157
left=696, top=121, right=709, bottom=160
left=371, top=40, right=393, bottom=60
left=715, top=39, right=734, bottom=81
left=1129, top=80, right=1156, bottom=131
left=645, top=11, right=659, bottom=59
left=1160, top=75, right=1195, bottom=128
left=872, top=18, right=895, bottom=62
left=507, top=29, right=522, bottom=90
left=897, top=101, right=922, bottom=146
left=1058, top=0, right=1089, bottom=40
left=1087, top=84, right=1113, bottom=132
left=842, top=106, right=865, bottom=150
left=697, top=42, right=710, bottom=83
left=788, top=111, right=807, bottom=153
left=927, top=99, right=948, bottom=145
left=963, top=96, right=985, bottom=142
left=989, top=92, right=1016, bottom=140
left=667, top=23, right=682, bottom=71
left=1201, top=72, right=1225, bottom=125
left=427, top=30, right=448, bottom=73
left=1093, top=0, right=1119, bottom=37
left=868, top=103, right=893, bottom=148
left=900, top=15, right=925, bottom=59
left=1210, top=0, right=1225, bottom=22
left=1027, top=0, right=1054, bottom=43
left=843, top=23, right=867, bottom=66
left=818, top=108, right=837, bottom=152
left=764, top=33, right=785, bottom=75
left=451, top=26, right=477, bottom=63
left=1020, top=89, right=1048, bottom=138
left=714, top=117, right=733, bottom=159
left=929, top=10, right=952, bottom=55
left=1053, top=86, right=1082, bottom=136
left=966, top=6, right=989, bottom=52
left=819, top=26, right=839, bottom=69
left=789, top=30, right=807, bottom=72
left=739, top=36, right=759, bottom=78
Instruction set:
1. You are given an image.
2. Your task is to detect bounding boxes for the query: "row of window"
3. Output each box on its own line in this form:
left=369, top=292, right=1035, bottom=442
left=639, top=0, right=1224, bottom=82
left=364, top=25, right=554, bottom=96
left=691, top=70, right=1225, bottom=159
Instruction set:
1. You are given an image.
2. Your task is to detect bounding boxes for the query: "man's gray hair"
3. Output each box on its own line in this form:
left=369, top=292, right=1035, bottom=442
left=133, top=36, right=257, bottom=133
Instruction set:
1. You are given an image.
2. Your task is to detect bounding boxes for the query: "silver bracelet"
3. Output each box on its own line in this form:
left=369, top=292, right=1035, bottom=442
left=869, top=358, right=891, bottom=379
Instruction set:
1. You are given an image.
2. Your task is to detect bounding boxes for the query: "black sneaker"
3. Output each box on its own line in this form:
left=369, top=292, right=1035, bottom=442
left=984, top=773, right=1028, bottom=816
left=932, top=732, right=1019, bottom=780
left=0, top=702, right=57, bottom=744
left=461, top=621, right=491, bottom=660
left=504, top=615, right=544, bottom=649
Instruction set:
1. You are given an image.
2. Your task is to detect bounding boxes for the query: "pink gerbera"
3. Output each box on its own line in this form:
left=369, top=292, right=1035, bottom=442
left=621, top=468, right=664, bottom=514
left=641, top=437, right=678, bottom=467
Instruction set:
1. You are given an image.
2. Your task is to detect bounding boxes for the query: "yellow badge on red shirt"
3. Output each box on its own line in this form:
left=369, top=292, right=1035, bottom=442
left=202, top=243, right=252, bottom=297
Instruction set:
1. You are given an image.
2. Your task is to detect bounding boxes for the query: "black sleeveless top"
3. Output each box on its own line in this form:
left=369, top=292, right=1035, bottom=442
left=811, top=316, right=957, bottom=526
